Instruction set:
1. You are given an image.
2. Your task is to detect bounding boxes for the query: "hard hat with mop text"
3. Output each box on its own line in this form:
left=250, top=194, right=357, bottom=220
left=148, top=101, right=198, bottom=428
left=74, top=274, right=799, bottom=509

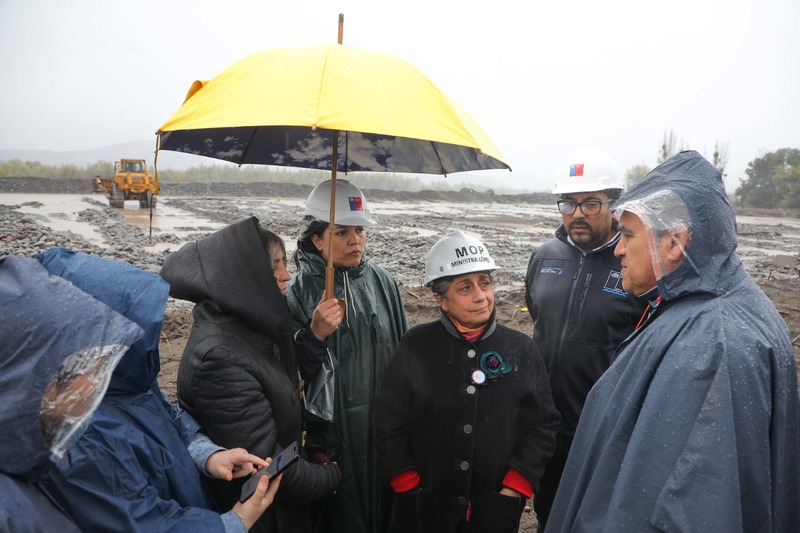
left=424, top=230, right=498, bottom=285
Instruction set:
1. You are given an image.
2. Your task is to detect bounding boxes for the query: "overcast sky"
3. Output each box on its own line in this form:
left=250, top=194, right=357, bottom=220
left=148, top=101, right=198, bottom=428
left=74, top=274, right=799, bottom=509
left=1, top=0, right=798, bottom=192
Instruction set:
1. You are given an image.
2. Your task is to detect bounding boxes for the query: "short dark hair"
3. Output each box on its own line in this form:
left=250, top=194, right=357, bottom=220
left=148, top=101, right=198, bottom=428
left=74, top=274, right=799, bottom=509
left=292, top=218, right=329, bottom=269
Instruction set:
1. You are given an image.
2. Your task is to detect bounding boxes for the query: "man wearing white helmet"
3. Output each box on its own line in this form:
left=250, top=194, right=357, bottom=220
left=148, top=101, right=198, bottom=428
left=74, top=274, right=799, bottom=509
left=524, top=149, right=648, bottom=531
left=286, top=179, right=409, bottom=533
left=374, top=230, right=558, bottom=533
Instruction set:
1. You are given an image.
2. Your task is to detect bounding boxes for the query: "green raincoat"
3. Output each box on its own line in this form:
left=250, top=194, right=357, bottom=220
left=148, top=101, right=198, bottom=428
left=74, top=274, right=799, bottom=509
left=287, top=251, right=409, bottom=533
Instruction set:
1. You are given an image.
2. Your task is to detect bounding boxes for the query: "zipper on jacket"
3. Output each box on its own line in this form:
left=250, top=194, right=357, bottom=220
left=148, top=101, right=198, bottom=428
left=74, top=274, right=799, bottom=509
left=576, top=272, right=592, bottom=318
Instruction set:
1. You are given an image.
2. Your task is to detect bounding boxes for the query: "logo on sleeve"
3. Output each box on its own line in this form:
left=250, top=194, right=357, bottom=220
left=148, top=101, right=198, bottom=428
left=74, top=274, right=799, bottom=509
left=539, top=266, right=564, bottom=276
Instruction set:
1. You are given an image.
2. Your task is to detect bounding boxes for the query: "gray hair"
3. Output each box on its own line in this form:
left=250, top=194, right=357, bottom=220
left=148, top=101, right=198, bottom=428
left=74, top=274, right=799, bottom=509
left=429, top=271, right=494, bottom=299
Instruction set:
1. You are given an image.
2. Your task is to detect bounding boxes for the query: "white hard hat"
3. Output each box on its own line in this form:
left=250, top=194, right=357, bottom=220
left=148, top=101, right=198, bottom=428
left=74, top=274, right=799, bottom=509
left=304, top=179, right=376, bottom=226
left=424, top=230, right=498, bottom=286
left=552, top=148, right=624, bottom=195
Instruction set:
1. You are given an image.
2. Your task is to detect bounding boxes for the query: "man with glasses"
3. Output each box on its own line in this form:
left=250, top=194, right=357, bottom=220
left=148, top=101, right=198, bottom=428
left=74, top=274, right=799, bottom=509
left=524, top=148, right=648, bottom=532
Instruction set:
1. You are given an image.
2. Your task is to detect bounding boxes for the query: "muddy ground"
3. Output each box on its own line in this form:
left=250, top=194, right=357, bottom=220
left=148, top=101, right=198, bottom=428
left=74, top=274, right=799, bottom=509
left=2, top=177, right=799, bottom=531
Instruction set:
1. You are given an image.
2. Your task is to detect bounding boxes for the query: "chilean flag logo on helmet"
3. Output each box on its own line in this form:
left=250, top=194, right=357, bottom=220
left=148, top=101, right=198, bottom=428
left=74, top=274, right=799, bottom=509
left=348, top=196, right=363, bottom=211
left=569, top=163, right=584, bottom=177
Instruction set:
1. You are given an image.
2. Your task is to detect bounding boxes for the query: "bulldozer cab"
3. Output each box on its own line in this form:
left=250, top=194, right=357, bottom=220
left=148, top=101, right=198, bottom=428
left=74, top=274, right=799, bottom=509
left=100, top=158, right=159, bottom=208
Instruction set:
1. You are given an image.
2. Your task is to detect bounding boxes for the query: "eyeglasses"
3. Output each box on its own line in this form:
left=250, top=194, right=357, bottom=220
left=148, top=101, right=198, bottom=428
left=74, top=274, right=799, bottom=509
left=556, top=199, right=610, bottom=216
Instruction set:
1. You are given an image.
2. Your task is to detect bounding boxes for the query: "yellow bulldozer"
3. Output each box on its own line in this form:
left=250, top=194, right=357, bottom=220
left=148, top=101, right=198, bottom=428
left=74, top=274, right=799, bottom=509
left=93, top=158, right=159, bottom=208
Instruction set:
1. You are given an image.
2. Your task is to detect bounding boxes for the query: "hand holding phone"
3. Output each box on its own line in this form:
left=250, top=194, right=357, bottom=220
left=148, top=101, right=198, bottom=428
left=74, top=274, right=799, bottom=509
left=239, top=441, right=300, bottom=503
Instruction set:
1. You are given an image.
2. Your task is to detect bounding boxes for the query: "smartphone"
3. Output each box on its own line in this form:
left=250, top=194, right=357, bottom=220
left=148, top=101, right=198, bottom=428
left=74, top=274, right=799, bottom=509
left=239, top=441, right=300, bottom=503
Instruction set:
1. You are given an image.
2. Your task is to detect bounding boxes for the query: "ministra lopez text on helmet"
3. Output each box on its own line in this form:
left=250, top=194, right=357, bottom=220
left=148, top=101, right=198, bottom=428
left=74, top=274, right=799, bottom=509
left=424, top=230, right=498, bottom=285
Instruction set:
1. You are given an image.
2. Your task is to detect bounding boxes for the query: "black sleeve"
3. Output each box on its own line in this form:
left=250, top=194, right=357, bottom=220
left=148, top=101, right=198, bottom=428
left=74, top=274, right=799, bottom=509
left=294, top=327, right=328, bottom=381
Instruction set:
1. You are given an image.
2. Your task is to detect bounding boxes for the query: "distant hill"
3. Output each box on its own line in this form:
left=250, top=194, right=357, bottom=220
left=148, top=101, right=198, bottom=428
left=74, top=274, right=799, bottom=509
left=0, top=141, right=210, bottom=171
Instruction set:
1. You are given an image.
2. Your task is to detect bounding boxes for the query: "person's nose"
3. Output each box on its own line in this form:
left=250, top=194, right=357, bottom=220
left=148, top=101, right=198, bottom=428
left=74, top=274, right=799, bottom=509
left=572, top=206, right=587, bottom=219
left=347, top=230, right=362, bottom=245
left=472, top=287, right=488, bottom=302
left=276, top=266, right=291, bottom=283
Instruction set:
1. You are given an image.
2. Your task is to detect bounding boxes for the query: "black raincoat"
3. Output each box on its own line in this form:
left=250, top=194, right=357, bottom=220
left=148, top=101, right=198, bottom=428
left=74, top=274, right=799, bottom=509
left=547, top=151, right=800, bottom=532
left=286, top=250, right=409, bottom=533
left=160, top=217, right=340, bottom=533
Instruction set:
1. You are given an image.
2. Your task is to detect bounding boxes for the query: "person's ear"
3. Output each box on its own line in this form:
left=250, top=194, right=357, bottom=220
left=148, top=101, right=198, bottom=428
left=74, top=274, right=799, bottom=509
left=311, top=233, right=324, bottom=252
left=433, top=293, right=448, bottom=313
left=666, top=229, right=690, bottom=265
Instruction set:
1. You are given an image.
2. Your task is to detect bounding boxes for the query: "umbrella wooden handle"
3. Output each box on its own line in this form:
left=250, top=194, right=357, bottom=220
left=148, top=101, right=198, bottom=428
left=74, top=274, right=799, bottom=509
left=325, top=266, right=335, bottom=301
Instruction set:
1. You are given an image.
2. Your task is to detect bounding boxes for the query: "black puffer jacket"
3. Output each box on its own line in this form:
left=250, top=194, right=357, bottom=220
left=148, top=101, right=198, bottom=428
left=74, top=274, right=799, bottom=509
left=160, top=217, right=339, bottom=533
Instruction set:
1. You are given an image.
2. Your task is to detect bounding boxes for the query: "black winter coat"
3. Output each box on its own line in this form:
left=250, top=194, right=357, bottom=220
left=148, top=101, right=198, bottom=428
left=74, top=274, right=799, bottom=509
left=373, top=312, right=559, bottom=532
left=160, top=217, right=339, bottom=533
left=525, top=227, right=647, bottom=436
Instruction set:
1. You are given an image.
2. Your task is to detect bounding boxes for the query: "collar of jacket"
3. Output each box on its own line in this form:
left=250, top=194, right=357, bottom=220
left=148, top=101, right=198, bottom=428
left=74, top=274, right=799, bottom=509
left=439, top=308, right=497, bottom=342
left=556, top=225, right=622, bottom=255
left=300, top=249, right=369, bottom=280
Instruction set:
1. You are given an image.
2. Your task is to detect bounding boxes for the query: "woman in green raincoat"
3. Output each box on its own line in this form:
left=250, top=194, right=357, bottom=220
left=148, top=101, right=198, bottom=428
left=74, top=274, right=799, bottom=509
left=287, top=179, right=409, bottom=533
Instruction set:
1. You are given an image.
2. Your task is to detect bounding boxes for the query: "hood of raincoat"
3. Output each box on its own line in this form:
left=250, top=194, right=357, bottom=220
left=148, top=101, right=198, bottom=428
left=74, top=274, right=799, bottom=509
left=612, top=150, right=740, bottom=301
left=0, top=256, right=142, bottom=479
left=34, top=248, right=169, bottom=395
left=160, top=216, right=291, bottom=340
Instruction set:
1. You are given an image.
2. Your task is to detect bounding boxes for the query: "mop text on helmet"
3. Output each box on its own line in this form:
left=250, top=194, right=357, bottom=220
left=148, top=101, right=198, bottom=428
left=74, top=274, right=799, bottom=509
left=424, top=230, right=498, bottom=285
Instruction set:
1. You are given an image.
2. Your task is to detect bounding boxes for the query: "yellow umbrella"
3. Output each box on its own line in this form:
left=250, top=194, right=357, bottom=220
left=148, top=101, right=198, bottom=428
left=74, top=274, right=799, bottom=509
left=155, top=15, right=510, bottom=298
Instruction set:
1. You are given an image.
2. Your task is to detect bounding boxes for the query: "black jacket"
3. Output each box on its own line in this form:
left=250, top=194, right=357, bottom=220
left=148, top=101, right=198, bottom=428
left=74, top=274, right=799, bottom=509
left=160, top=217, right=339, bottom=533
left=374, top=312, right=559, bottom=532
left=525, top=228, right=647, bottom=436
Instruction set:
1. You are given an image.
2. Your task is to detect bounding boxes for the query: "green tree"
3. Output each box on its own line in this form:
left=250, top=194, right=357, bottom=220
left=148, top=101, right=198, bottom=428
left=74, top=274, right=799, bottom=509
left=735, top=148, right=800, bottom=208
left=624, top=163, right=650, bottom=190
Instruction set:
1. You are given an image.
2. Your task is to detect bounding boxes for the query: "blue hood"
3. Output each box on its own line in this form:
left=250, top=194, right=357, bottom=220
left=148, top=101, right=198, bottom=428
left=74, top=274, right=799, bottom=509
left=0, top=256, right=142, bottom=478
left=35, top=248, right=169, bottom=394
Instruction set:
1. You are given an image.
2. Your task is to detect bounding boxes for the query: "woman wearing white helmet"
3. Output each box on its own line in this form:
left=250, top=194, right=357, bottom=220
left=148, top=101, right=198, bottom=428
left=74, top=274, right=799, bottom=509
left=373, top=230, right=559, bottom=533
left=286, top=179, right=409, bottom=533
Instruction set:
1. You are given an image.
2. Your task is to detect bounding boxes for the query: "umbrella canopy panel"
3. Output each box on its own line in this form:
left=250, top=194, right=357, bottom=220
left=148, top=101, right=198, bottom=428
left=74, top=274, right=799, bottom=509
left=159, top=126, right=507, bottom=174
left=157, top=43, right=510, bottom=175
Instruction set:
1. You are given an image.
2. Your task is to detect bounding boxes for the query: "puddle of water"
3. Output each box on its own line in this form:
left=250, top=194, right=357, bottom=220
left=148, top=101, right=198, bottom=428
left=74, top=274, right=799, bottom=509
left=738, top=215, right=800, bottom=229
left=0, top=193, right=226, bottom=249
left=3, top=194, right=796, bottom=266
left=2, top=193, right=107, bottom=245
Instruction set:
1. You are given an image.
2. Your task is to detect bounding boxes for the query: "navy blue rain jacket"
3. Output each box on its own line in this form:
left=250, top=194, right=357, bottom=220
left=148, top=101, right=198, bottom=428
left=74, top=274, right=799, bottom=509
left=0, top=256, right=143, bottom=533
left=36, top=248, right=227, bottom=533
left=547, top=151, right=800, bottom=532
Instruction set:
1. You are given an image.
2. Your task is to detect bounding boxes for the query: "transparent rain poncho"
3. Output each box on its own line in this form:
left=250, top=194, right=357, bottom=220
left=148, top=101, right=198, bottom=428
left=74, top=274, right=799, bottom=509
left=612, top=188, right=693, bottom=283
left=0, top=255, right=143, bottom=480
left=40, top=344, right=128, bottom=461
